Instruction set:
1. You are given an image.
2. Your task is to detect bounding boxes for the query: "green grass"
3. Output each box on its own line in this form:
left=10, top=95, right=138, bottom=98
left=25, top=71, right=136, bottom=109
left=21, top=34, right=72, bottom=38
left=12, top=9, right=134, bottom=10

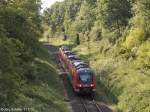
left=14, top=44, right=69, bottom=112
left=40, top=36, right=70, bottom=46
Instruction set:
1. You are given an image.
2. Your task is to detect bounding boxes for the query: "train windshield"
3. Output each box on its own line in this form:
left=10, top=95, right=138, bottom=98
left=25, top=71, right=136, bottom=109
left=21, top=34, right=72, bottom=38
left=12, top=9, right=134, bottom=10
left=78, top=71, right=93, bottom=84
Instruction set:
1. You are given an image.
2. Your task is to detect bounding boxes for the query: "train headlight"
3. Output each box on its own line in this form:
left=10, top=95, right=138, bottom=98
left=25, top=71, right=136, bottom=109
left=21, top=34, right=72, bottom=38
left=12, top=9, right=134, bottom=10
left=78, top=84, right=82, bottom=87
left=90, top=84, right=94, bottom=87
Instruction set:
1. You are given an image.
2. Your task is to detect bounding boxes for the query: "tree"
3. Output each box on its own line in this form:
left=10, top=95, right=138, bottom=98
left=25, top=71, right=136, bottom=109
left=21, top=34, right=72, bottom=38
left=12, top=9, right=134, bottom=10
left=0, top=0, right=42, bottom=106
left=97, top=0, right=132, bottom=36
left=131, top=0, right=150, bottom=40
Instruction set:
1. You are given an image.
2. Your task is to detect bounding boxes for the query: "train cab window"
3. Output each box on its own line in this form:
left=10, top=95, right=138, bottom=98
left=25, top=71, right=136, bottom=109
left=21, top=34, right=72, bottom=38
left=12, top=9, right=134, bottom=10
left=78, top=70, right=93, bottom=84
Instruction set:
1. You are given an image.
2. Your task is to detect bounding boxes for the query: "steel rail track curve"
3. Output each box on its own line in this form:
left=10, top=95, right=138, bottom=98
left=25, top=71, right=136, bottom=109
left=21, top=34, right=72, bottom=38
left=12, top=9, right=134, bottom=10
left=92, top=99, right=104, bottom=112
left=80, top=97, right=105, bottom=112
left=80, top=98, right=89, bottom=112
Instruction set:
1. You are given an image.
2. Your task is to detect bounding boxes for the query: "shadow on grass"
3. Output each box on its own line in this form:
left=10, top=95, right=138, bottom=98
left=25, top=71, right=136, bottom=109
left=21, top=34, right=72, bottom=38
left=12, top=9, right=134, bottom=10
left=96, top=73, right=118, bottom=105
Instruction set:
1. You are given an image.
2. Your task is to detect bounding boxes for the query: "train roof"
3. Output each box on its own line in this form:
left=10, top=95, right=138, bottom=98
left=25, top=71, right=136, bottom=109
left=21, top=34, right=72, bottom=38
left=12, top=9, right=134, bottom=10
left=64, top=51, right=75, bottom=56
left=64, top=50, right=72, bottom=53
left=77, top=67, right=93, bottom=73
left=61, top=46, right=70, bottom=51
left=71, top=60, right=84, bottom=64
left=67, top=55, right=79, bottom=61
left=68, top=55, right=76, bottom=58
left=73, top=61, right=89, bottom=66
left=75, top=62, right=89, bottom=70
left=76, top=63, right=89, bottom=68
left=70, top=59, right=81, bottom=62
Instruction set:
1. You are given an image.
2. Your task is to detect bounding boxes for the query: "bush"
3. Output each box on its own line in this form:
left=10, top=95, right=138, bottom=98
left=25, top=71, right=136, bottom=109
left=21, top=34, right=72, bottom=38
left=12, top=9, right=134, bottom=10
left=125, top=28, right=145, bottom=48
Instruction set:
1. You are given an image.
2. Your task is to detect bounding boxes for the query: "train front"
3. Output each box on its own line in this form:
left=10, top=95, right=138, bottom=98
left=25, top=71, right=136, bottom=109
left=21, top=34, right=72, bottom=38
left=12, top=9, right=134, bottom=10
left=75, top=68, right=96, bottom=94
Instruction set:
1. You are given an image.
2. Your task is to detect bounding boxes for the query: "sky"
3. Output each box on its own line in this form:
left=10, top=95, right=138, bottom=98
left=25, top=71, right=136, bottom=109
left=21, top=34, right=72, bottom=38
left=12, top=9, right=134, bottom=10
left=41, top=0, right=64, bottom=12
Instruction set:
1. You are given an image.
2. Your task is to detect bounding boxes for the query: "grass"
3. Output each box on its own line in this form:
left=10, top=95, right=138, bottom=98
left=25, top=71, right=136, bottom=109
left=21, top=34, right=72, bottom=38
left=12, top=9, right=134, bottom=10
left=16, top=44, right=69, bottom=112
left=40, top=36, right=70, bottom=46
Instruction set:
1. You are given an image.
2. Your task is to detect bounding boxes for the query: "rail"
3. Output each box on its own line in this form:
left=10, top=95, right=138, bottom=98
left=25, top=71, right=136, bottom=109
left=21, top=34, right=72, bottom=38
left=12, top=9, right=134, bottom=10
left=80, top=97, right=105, bottom=112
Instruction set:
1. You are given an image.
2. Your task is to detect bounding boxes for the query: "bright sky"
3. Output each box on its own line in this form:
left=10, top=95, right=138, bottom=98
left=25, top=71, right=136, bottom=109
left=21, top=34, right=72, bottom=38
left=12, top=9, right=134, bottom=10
left=41, top=0, right=64, bottom=12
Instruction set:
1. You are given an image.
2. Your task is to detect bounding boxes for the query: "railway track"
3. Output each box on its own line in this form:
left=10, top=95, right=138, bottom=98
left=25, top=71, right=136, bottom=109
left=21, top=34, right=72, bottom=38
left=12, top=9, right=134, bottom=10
left=80, top=96, right=106, bottom=112
left=92, top=99, right=104, bottom=112
left=80, top=98, right=89, bottom=112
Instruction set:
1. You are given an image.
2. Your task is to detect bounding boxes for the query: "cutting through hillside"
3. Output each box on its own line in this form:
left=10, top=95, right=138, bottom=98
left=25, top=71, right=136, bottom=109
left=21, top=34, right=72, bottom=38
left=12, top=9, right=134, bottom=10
left=44, top=43, right=113, bottom=112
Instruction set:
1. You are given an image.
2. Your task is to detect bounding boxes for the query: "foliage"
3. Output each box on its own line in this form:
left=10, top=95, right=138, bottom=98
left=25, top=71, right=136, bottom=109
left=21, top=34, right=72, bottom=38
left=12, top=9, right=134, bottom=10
left=44, top=0, right=150, bottom=111
left=0, top=0, right=68, bottom=111
left=125, top=28, right=145, bottom=48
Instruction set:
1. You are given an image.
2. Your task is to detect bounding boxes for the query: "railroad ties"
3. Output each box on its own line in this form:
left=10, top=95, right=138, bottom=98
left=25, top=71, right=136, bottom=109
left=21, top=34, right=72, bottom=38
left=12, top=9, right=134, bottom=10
left=79, top=96, right=109, bottom=112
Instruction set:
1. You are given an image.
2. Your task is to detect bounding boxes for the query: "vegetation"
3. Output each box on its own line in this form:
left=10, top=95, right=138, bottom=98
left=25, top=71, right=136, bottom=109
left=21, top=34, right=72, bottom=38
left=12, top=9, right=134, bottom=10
left=0, top=0, right=68, bottom=111
left=43, top=0, right=150, bottom=111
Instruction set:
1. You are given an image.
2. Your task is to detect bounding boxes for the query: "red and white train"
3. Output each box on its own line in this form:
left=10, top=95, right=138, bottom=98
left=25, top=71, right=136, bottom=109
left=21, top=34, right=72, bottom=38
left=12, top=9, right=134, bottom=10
left=58, top=46, right=96, bottom=94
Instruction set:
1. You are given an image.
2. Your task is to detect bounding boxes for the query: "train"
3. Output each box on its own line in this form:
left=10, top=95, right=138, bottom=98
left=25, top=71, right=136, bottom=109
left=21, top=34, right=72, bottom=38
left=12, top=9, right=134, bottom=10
left=58, top=45, right=96, bottom=94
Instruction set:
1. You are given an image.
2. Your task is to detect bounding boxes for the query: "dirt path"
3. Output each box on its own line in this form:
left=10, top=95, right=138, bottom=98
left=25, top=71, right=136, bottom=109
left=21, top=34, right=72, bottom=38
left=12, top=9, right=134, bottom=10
left=44, top=43, right=113, bottom=112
